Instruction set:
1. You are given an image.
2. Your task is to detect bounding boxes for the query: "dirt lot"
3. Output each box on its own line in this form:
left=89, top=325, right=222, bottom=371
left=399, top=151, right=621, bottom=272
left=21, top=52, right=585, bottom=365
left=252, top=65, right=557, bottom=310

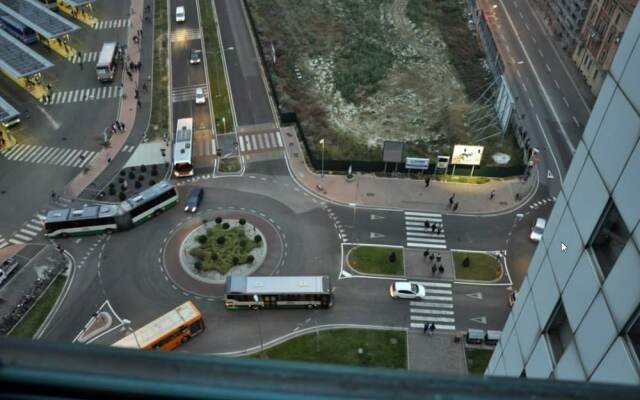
left=247, top=0, right=521, bottom=165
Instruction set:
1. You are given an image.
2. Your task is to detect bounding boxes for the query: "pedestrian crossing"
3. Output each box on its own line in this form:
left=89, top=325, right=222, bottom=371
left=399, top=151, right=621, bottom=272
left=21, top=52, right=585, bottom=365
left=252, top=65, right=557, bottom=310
left=170, top=29, right=202, bottom=42
left=404, top=211, right=447, bottom=249
left=238, top=131, right=283, bottom=153
left=529, top=196, right=556, bottom=210
left=409, top=281, right=456, bottom=331
left=46, top=86, right=123, bottom=105
left=7, top=206, right=60, bottom=246
left=122, top=145, right=136, bottom=153
left=1, top=144, right=97, bottom=169
left=171, top=84, right=208, bottom=103
left=0, top=234, right=8, bottom=249
left=93, top=18, right=130, bottom=30
left=69, top=51, right=99, bottom=64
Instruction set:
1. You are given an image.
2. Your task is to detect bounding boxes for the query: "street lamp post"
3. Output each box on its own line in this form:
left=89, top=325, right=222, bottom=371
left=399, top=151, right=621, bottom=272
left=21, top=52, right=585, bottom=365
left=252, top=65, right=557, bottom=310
left=253, top=295, right=264, bottom=354
left=319, top=138, right=325, bottom=186
left=122, top=319, right=142, bottom=349
left=222, top=117, right=226, bottom=133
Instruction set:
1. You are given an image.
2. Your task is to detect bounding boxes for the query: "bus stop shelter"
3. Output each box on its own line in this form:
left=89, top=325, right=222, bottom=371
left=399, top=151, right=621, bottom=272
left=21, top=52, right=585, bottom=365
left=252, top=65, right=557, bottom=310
left=56, top=0, right=97, bottom=27
left=0, top=0, right=79, bottom=58
left=0, top=28, right=53, bottom=99
left=0, top=94, right=20, bottom=150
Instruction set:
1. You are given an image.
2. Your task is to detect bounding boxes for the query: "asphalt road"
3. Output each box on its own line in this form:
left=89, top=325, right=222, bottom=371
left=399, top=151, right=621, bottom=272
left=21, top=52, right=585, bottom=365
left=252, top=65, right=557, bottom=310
left=0, top=2, right=134, bottom=243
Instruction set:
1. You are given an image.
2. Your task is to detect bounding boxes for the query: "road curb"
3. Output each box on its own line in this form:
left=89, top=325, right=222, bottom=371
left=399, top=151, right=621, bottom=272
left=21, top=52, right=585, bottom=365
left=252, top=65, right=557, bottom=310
left=34, top=250, right=75, bottom=339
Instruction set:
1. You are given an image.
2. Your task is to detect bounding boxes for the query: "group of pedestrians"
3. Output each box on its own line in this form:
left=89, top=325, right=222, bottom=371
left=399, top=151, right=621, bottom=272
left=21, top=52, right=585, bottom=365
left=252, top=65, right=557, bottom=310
left=40, top=83, right=54, bottom=104
left=423, top=249, right=445, bottom=275
left=423, top=322, right=436, bottom=335
left=448, top=193, right=459, bottom=211
left=110, top=121, right=126, bottom=135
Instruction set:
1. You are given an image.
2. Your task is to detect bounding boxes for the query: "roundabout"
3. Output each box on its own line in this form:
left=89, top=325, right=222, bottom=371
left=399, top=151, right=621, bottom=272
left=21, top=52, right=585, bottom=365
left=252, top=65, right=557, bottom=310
left=163, top=208, right=287, bottom=298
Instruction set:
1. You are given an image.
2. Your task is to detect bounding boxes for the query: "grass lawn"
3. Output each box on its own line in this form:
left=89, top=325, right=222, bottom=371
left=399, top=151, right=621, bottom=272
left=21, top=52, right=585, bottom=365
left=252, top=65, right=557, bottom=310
left=435, top=175, right=491, bottom=184
left=466, top=348, right=494, bottom=374
left=199, top=0, right=234, bottom=133
left=348, top=246, right=403, bottom=275
left=218, top=157, right=241, bottom=173
left=189, top=223, right=260, bottom=273
left=253, top=329, right=406, bottom=369
left=453, top=251, right=501, bottom=281
left=146, top=0, right=169, bottom=141
left=11, top=276, right=66, bottom=338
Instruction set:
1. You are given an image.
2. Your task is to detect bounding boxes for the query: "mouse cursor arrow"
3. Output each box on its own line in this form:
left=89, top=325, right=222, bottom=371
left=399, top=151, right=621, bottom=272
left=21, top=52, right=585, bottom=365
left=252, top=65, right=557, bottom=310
left=561, top=242, right=567, bottom=253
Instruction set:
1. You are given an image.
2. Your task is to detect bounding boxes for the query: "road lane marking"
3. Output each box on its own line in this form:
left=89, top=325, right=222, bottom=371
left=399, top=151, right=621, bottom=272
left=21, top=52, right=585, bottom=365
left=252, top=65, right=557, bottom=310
left=535, top=114, right=564, bottom=184
left=563, top=97, right=569, bottom=107
left=529, top=97, right=534, bottom=107
left=572, top=116, right=580, bottom=127
left=546, top=63, right=551, bottom=72
left=554, top=79, right=560, bottom=89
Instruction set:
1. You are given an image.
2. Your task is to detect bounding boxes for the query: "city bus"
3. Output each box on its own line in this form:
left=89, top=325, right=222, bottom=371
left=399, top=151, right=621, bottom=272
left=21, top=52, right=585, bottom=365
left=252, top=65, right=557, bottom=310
left=0, top=15, right=37, bottom=44
left=44, top=181, right=178, bottom=237
left=43, top=204, right=120, bottom=238
left=112, top=301, right=205, bottom=351
left=119, top=180, right=179, bottom=226
left=96, top=42, right=118, bottom=82
left=173, top=118, right=194, bottom=177
left=224, top=276, right=333, bottom=310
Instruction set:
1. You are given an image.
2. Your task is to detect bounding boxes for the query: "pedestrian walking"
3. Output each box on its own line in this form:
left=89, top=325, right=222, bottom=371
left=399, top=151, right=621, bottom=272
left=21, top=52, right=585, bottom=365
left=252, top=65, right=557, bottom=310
left=77, top=51, right=82, bottom=60
left=120, top=122, right=126, bottom=131
left=438, top=265, right=444, bottom=274
left=423, top=321, right=429, bottom=334
left=431, top=265, right=437, bottom=275
left=424, top=220, right=429, bottom=230
left=424, top=177, right=430, bottom=187
left=436, top=253, right=442, bottom=263
left=134, top=89, right=139, bottom=99
left=142, top=82, right=148, bottom=92
left=490, top=189, right=495, bottom=200
left=436, top=226, right=441, bottom=235
left=429, top=323, right=436, bottom=335
left=47, top=83, right=52, bottom=91
left=431, top=223, right=436, bottom=233
left=51, top=191, right=56, bottom=200
left=453, top=202, right=459, bottom=211
left=129, top=61, right=134, bottom=71
left=79, top=61, right=83, bottom=70
left=137, top=61, right=142, bottom=70
left=448, top=194, right=455, bottom=207
left=41, top=95, right=47, bottom=104
left=137, top=99, right=142, bottom=108
left=423, top=250, right=430, bottom=258
left=127, top=70, right=133, bottom=80
left=429, top=253, right=435, bottom=262
left=47, top=94, right=51, bottom=103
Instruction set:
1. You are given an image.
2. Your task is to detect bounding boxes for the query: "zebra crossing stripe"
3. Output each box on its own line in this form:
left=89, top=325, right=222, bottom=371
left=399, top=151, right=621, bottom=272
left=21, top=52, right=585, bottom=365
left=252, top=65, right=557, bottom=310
left=410, top=315, right=455, bottom=323
left=407, top=242, right=447, bottom=249
left=14, top=145, right=38, bottom=160
left=276, top=131, right=283, bottom=147
left=411, top=281, right=452, bottom=288
left=262, top=133, right=270, bottom=147
left=14, top=233, right=32, bottom=241
left=35, top=147, right=56, bottom=163
left=410, top=323, right=455, bottom=330
left=60, top=149, right=80, bottom=165
left=269, top=132, right=277, bottom=147
left=24, top=146, right=48, bottom=162
left=19, top=229, right=38, bottom=237
left=5, top=144, right=27, bottom=159
left=25, top=223, right=41, bottom=231
left=423, top=288, right=453, bottom=295
left=410, top=308, right=454, bottom=315
left=407, top=237, right=446, bottom=244
left=406, top=231, right=446, bottom=238
left=51, top=148, right=71, bottom=164
left=41, top=147, right=63, bottom=163
left=405, top=211, right=442, bottom=218
left=9, top=238, right=23, bottom=245
left=238, top=138, right=245, bottom=152
left=251, top=135, right=257, bottom=150
left=410, top=301, right=453, bottom=308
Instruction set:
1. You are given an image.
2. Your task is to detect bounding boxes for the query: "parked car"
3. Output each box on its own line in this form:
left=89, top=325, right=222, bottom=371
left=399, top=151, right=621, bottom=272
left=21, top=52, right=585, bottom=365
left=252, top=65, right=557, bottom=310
left=184, top=187, right=203, bottom=213
left=175, top=6, right=186, bottom=22
left=389, top=281, right=426, bottom=299
left=529, top=218, right=546, bottom=242
left=0, top=257, right=19, bottom=286
left=190, top=48, right=202, bottom=64
left=195, top=87, right=206, bottom=104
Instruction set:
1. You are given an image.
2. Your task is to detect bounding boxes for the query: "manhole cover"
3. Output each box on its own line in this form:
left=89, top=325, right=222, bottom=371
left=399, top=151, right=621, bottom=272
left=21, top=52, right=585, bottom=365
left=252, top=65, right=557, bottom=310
left=366, top=193, right=375, bottom=197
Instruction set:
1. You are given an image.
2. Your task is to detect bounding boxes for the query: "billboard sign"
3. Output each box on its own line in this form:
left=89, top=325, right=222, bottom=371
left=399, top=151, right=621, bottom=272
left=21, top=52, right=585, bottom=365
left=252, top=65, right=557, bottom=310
left=405, top=157, right=429, bottom=170
left=451, top=145, right=484, bottom=166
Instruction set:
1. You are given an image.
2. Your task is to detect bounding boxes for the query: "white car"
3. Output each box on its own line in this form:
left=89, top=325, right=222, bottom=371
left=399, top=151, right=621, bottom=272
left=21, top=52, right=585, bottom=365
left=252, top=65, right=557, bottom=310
left=176, top=6, right=186, bottom=22
left=529, top=218, right=546, bottom=242
left=195, top=88, right=206, bottom=104
left=389, top=281, right=426, bottom=299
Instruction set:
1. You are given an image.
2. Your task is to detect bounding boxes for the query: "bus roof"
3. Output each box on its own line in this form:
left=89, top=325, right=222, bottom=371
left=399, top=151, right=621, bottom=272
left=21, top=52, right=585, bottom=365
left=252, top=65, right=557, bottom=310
left=44, top=208, right=71, bottom=223
left=112, top=301, right=201, bottom=349
left=173, top=118, right=193, bottom=165
left=120, top=181, right=175, bottom=212
left=45, top=205, right=119, bottom=223
left=96, top=42, right=117, bottom=67
left=225, top=276, right=331, bottom=295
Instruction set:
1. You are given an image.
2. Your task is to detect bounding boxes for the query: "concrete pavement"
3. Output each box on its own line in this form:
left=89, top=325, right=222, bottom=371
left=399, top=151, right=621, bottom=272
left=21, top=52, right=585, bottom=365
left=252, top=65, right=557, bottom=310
left=281, top=125, right=538, bottom=215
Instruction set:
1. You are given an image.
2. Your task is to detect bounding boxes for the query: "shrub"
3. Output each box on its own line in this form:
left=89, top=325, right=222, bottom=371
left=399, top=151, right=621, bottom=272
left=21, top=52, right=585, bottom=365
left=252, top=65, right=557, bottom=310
left=108, top=187, right=116, bottom=195
left=194, top=261, right=202, bottom=271
left=389, top=252, right=397, bottom=263
left=246, top=255, right=255, bottom=263
left=119, top=170, right=126, bottom=176
left=196, top=235, right=207, bottom=244
left=118, top=177, right=124, bottom=183
left=462, top=257, right=471, bottom=268
left=215, top=217, right=222, bottom=224
left=149, top=179, right=156, bottom=186
left=138, top=174, right=145, bottom=181
left=141, top=165, right=147, bottom=172
left=222, top=222, right=230, bottom=230
left=134, top=180, right=142, bottom=189
left=120, top=184, right=127, bottom=192
left=254, top=235, right=262, bottom=243
left=128, top=171, right=135, bottom=180
left=217, top=236, right=226, bottom=245
left=239, top=239, right=247, bottom=248
left=151, top=169, right=158, bottom=177
left=239, top=218, right=246, bottom=225
left=210, top=253, right=218, bottom=260
left=118, top=192, right=126, bottom=201
left=232, top=256, right=240, bottom=265
left=108, top=183, right=115, bottom=189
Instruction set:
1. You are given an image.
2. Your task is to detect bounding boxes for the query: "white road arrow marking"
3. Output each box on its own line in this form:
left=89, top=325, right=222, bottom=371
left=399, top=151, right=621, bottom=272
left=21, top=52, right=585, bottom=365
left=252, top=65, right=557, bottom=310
left=369, top=232, right=385, bottom=239
left=370, top=214, right=385, bottom=220
left=547, top=170, right=554, bottom=179
left=471, top=316, right=487, bottom=324
left=466, top=292, right=483, bottom=300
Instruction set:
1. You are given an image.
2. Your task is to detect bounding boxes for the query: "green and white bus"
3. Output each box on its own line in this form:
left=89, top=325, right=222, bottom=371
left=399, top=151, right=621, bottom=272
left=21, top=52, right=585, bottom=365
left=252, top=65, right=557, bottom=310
left=44, top=204, right=120, bottom=238
left=224, top=276, right=333, bottom=310
left=119, top=181, right=179, bottom=226
left=44, top=181, right=178, bottom=237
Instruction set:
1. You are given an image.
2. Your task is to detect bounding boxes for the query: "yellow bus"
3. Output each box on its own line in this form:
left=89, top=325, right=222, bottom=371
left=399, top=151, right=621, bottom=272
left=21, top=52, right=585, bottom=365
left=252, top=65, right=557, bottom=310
left=112, top=301, right=205, bottom=351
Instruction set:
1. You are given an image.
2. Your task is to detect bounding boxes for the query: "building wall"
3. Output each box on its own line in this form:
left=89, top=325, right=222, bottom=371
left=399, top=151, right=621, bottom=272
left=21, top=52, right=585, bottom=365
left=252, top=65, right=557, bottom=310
left=486, top=4, right=640, bottom=384
left=572, top=0, right=638, bottom=95
left=542, top=0, right=593, bottom=51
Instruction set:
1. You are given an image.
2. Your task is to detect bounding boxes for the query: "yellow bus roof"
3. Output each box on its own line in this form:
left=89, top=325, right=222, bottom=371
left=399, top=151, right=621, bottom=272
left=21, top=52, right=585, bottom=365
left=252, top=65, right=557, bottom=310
left=112, top=301, right=201, bottom=349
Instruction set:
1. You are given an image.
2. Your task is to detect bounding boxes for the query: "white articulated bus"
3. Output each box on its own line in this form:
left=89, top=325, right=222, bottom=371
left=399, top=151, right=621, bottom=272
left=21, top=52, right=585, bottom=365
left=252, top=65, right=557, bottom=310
left=224, top=276, right=333, bottom=310
left=173, top=118, right=194, bottom=177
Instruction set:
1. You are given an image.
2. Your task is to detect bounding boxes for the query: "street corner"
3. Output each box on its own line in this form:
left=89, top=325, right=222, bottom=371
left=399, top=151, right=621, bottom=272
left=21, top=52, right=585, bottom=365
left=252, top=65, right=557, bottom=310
left=340, top=243, right=406, bottom=279
left=449, top=249, right=512, bottom=286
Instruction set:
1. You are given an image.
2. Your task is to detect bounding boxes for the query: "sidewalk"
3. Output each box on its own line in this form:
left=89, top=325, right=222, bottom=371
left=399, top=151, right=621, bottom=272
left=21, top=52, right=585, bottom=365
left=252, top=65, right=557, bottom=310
left=65, top=0, right=146, bottom=198
left=281, top=125, right=537, bottom=214
left=407, top=331, right=467, bottom=373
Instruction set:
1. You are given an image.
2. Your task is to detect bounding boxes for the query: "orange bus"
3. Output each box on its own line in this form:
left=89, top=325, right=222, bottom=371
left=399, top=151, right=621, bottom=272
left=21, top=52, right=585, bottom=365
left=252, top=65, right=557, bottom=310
left=112, top=301, right=205, bottom=351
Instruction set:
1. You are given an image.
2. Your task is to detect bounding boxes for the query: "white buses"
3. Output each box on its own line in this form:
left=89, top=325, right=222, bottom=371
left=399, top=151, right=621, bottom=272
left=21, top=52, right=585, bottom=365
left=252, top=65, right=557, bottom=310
left=96, top=42, right=118, bottom=82
left=173, top=118, right=194, bottom=177
left=44, top=181, right=178, bottom=238
left=112, top=301, right=205, bottom=351
left=224, top=276, right=333, bottom=310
